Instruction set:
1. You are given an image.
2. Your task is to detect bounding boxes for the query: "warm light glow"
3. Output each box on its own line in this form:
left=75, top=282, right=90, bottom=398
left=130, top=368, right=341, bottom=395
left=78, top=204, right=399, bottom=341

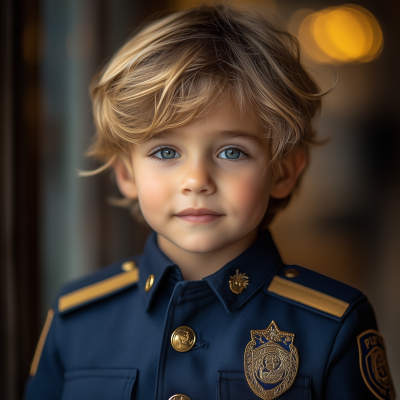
left=295, top=5, right=383, bottom=64
left=298, top=11, right=332, bottom=64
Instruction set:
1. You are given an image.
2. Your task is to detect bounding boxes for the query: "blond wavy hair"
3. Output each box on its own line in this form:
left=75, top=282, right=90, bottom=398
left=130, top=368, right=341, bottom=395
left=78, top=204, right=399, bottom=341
left=87, top=3, right=327, bottom=225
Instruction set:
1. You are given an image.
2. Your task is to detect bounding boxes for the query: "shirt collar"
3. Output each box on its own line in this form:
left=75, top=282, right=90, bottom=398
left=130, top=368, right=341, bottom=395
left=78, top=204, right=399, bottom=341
left=138, top=230, right=283, bottom=313
left=203, top=229, right=283, bottom=313
left=138, top=232, right=179, bottom=312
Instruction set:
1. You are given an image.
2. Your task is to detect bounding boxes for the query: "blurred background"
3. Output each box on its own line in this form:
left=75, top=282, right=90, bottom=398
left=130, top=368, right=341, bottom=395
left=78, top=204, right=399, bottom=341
left=1, top=0, right=399, bottom=398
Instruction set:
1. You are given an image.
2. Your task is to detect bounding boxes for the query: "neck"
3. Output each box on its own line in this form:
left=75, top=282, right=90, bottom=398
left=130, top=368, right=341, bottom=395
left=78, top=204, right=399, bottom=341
left=157, top=229, right=258, bottom=281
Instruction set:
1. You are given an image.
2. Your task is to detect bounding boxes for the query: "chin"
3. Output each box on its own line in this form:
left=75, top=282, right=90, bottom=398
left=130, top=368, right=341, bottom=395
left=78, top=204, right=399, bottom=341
left=175, top=233, right=228, bottom=254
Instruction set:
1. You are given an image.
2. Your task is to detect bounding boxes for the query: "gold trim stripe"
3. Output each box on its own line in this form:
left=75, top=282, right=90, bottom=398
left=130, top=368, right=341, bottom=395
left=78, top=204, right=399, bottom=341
left=267, top=276, right=349, bottom=318
left=58, top=268, right=139, bottom=312
left=30, top=309, right=54, bottom=376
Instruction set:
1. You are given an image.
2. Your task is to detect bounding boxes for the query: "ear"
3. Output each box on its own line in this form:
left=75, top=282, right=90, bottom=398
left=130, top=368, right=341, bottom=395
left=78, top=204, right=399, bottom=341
left=113, top=157, right=138, bottom=199
left=270, top=147, right=307, bottom=199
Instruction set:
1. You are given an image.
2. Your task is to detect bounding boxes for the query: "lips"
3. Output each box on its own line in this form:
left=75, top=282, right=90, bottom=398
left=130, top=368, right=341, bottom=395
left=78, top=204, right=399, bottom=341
left=175, top=208, right=224, bottom=223
left=175, top=208, right=222, bottom=216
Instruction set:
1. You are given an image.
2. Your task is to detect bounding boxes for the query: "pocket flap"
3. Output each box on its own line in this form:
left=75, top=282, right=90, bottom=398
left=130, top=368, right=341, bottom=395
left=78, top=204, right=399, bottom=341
left=62, top=368, right=138, bottom=400
left=218, top=371, right=311, bottom=400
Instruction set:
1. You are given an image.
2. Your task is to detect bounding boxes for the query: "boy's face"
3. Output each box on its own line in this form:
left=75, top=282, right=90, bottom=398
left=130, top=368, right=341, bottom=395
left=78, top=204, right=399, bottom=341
left=115, top=102, right=304, bottom=257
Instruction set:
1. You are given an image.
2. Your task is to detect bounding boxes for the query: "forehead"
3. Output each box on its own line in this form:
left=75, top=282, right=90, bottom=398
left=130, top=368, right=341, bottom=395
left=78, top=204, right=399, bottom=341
left=150, top=103, right=265, bottom=144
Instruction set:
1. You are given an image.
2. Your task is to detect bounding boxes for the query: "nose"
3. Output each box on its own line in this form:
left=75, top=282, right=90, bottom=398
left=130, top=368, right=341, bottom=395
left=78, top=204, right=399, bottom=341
left=179, top=159, right=216, bottom=196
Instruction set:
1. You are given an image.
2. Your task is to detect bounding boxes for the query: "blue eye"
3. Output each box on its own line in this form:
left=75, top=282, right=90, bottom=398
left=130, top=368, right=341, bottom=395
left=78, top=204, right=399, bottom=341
left=218, top=148, right=242, bottom=160
left=153, top=148, right=180, bottom=159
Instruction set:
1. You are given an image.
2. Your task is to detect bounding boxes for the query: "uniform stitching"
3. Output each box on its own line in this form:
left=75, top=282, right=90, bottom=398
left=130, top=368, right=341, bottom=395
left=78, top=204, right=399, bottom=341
left=182, top=287, right=210, bottom=296
left=157, top=287, right=181, bottom=400
left=222, top=378, right=308, bottom=386
left=321, top=312, right=348, bottom=388
left=177, top=294, right=214, bottom=305
left=64, top=376, right=131, bottom=381
left=191, top=340, right=210, bottom=350
left=176, top=288, right=212, bottom=304
left=212, top=275, right=234, bottom=308
left=64, top=369, right=136, bottom=378
left=65, top=367, right=136, bottom=372
left=217, top=372, right=221, bottom=400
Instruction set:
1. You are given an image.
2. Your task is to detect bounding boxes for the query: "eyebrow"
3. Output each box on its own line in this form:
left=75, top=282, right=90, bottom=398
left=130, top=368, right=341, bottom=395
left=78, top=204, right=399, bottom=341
left=149, top=129, right=264, bottom=144
left=218, top=130, right=264, bottom=145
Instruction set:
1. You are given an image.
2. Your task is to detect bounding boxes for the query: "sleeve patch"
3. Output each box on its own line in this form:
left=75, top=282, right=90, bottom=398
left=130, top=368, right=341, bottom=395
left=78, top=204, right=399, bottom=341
left=357, top=329, right=395, bottom=400
left=30, top=308, right=54, bottom=376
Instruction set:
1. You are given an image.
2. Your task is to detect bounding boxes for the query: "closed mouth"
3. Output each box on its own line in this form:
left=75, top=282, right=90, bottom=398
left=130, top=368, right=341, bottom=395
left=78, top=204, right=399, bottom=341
left=174, top=208, right=224, bottom=223
left=175, top=208, right=223, bottom=216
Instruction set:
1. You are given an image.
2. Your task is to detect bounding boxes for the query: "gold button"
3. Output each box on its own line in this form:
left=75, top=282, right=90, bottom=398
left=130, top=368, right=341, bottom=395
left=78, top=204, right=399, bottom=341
left=121, top=261, right=136, bottom=272
left=171, top=326, right=196, bottom=352
left=168, top=395, right=191, bottom=400
left=229, top=269, right=249, bottom=294
left=284, top=268, right=299, bottom=278
left=145, top=274, right=154, bottom=292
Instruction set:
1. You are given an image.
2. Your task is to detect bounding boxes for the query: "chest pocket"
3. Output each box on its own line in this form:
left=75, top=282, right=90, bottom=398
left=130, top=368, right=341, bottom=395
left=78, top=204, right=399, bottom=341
left=61, top=368, right=138, bottom=400
left=217, top=371, right=312, bottom=400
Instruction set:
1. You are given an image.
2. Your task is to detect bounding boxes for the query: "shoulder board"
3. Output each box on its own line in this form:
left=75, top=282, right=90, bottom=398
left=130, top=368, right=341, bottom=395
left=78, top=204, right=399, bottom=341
left=264, top=265, right=366, bottom=320
left=58, top=259, right=139, bottom=315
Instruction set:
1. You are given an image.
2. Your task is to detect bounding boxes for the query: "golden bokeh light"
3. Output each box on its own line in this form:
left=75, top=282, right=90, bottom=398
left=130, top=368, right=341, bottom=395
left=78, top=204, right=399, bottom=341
left=297, top=11, right=332, bottom=64
left=295, top=5, right=383, bottom=65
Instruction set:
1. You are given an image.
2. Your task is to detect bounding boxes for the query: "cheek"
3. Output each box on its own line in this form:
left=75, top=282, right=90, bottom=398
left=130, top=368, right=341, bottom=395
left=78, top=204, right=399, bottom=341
left=136, top=173, right=171, bottom=215
left=224, top=170, right=271, bottom=215
left=232, top=181, right=267, bottom=207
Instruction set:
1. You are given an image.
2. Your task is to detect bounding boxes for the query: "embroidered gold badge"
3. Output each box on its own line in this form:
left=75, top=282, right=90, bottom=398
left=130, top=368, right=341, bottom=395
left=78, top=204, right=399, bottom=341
left=244, top=321, right=299, bottom=399
left=357, top=329, right=395, bottom=400
left=229, top=270, right=249, bottom=294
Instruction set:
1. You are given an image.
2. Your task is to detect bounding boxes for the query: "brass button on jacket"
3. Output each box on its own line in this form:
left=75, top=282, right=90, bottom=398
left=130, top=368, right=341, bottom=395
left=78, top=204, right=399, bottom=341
left=121, top=261, right=136, bottom=272
left=168, top=395, right=191, bottom=400
left=171, top=326, right=196, bottom=352
left=284, top=268, right=299, bottom=278
left=145, top=274, right=154, bottom=292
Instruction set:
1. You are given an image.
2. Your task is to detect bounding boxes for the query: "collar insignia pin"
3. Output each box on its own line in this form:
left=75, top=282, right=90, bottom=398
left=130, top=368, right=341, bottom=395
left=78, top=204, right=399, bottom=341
left=244, top=321, right=299, bottom=399
left=229, top=269, right=249, bottom=294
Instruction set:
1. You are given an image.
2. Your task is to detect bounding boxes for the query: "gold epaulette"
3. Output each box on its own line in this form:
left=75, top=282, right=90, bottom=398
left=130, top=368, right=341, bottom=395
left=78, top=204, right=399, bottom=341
left=58, top=265, right=139, bottom=312
left=267, top=276, right=349, bottom=318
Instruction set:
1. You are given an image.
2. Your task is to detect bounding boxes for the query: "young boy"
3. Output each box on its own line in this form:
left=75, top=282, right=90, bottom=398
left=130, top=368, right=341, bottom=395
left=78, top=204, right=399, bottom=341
left=25, top=4, right=395, bottom=400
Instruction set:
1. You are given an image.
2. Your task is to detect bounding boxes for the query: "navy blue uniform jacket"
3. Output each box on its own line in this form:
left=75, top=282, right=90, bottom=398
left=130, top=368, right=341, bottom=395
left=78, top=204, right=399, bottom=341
left=24, top=230, right=395, bottom=400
